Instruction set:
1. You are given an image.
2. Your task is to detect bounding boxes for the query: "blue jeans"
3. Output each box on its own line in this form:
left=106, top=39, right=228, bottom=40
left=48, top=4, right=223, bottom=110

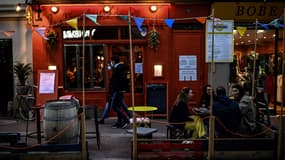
left=110, top=91, right=132, bottom=124
left=101, top=92, right=132, bottom=121
left=101, top=101, right=111, bottom=120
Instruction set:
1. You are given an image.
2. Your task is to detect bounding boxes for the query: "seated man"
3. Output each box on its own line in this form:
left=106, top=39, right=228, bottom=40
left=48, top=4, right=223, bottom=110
left=213, top=86, right=242, bottom=137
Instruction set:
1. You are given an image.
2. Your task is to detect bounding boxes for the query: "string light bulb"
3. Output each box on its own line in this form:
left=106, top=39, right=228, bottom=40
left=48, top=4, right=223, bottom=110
left=103, top=6, right=111, bottom=13
left=16, top=4, right=21, bottom=12
left=51, top=6, right=58, bottom=13
left=149, top=5, right=158, bottom=12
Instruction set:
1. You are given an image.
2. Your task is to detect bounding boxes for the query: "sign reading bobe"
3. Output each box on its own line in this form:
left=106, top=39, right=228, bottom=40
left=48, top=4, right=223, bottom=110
left=212, top=2, right=285, bottom=22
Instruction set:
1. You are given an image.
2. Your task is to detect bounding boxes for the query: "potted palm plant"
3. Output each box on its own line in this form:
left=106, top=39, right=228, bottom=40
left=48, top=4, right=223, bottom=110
left=13, top=62, right=32, bottom=95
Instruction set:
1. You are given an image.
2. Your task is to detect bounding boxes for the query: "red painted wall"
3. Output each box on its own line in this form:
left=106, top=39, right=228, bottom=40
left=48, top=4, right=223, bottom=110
left=32, top=3, right=210, bottom=117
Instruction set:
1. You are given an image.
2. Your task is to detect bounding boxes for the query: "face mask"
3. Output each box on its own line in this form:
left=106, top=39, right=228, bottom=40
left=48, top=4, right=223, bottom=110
left=107, top=65, right=112, bottom=70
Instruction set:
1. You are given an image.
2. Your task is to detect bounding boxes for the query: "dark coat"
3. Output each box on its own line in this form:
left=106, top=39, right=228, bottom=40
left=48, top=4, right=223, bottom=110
left=169, top=101, right=191, bottom=129
left=109, top=63, right=129, bottom=93
left=213, top=95, right=242, bottom=134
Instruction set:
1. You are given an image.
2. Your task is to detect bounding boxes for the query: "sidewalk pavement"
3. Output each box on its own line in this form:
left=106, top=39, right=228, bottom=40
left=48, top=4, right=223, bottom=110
left=0, top=115, right=168, bottom=160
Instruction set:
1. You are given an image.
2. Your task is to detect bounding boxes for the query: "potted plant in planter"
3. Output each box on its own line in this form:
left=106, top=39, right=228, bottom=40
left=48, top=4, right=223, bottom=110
left=13, top=62, right=32, bottom=95
left=45, top=29, right=58, bottom=48
left=147, top=28, right=160, bottom=50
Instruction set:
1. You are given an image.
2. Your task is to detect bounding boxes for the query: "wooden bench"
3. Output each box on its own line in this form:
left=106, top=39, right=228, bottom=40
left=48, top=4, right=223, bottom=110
left=133, top=139, right=203, bottom=160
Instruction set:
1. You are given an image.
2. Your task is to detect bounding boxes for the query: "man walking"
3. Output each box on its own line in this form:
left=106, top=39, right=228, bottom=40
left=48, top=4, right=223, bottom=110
left=109, top=55, right=131, bottom=128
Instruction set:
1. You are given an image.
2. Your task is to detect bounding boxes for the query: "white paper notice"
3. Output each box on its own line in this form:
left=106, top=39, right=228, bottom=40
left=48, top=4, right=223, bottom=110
left=135, top=63, right=143, bottom=74
left=179, top=55, right=197, bottom=81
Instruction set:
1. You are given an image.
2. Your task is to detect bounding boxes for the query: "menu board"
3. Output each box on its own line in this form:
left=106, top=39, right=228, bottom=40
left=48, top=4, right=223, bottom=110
left=39, top=72, right=56, bottom=94
left=206, top=20, right=234, bottom=63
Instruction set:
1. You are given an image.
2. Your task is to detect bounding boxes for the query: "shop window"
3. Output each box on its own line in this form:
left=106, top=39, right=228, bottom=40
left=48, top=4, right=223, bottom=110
left=112, top=45, right=144, bottom=93
left=64, top=44, right=106, bottom=90
left=232, top=27, right=283, bottom=89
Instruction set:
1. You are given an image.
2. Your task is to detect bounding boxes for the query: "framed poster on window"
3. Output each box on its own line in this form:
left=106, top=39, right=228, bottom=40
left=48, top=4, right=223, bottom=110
left=205, top=20, right=234, bottom=63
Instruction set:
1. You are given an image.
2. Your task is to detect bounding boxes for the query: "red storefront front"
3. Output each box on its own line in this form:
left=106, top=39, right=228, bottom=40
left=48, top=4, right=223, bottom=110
left=31, top=2, right=210, bottom=117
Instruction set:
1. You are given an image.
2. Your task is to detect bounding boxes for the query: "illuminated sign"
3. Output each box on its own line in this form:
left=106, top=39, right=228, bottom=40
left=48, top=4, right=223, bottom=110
left=63, top=29, right=96, bottom=39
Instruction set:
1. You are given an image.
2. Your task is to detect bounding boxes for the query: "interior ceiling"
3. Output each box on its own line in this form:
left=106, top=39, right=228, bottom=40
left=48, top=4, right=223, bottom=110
left=234, top=29, right=283, bottom=46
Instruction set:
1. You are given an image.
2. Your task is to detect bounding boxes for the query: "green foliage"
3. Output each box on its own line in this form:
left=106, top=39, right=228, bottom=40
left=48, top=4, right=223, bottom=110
left=147, top=29, right=160, bottom=50
left=46, top=30, right=58, bottom=48
left=13, top=62, right=32, bottom=86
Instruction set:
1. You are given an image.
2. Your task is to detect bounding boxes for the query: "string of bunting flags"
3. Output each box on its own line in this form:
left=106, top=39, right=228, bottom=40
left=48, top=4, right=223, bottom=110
left=0, top=30, right=16, bottom=38
left=236, top=18, right=284, bottom=37
left=33, top=13, right=219, bottom=40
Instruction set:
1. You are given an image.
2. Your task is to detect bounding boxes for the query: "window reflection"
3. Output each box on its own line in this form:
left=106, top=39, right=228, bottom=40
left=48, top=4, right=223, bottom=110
left=112, top=45, right=144, bottom=93
left=64, top=44, right=106, bottom=90
left=64, top=44, right=144, bottom=92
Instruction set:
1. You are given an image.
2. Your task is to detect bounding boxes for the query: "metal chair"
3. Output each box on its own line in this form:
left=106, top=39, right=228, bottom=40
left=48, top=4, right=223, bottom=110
left=255, top=101, right=271, bottom=126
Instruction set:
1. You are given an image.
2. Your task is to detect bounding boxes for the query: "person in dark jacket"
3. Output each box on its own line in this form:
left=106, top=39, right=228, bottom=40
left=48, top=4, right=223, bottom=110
left=213, top=86, right=242, bottom=137
left=109, top=55, right=132, bottom=129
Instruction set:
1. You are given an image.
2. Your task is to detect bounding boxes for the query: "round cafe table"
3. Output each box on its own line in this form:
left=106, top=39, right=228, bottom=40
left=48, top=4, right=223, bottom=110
left=128, top=106, right=158, bottom=112
left=128, top=106, right=158, bottom=128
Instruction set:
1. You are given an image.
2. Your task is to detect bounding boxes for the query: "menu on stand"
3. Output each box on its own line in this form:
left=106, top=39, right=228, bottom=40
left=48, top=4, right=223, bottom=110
left=39, top=72, right=56, bottom=94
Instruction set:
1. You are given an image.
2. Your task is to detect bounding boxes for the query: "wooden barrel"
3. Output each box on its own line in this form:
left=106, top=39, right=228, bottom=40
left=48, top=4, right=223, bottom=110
left=43, top=100, right=79, bottom=144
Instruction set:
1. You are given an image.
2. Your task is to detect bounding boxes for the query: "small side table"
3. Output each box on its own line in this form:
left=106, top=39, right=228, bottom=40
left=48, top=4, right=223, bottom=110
left=79, top=105, right=100, bottom=150
left=31, top=105, right=45, bottom=144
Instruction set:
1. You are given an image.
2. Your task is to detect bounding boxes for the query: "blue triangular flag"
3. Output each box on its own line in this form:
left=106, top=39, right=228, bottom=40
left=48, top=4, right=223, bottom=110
left=268, top=18, right=279, bottom=28
left=164, top=19, right=175, bottom=28
left=86, top=14, right=100, bottom=25
left=134, top=17, right=144, bottom=31
left=258, top=22, right=269, bottom=30
left=279, top=24, right=284, bottom=28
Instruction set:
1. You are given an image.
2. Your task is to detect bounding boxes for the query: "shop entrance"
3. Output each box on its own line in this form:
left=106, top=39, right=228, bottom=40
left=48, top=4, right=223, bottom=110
left=0, top=39, right=13, bottom=114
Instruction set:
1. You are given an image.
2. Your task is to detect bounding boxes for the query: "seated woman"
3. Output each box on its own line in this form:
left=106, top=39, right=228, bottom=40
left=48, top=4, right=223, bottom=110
left=169, top=87, right=206, bottom=139
left=199, top=84, right=215, bottom=109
